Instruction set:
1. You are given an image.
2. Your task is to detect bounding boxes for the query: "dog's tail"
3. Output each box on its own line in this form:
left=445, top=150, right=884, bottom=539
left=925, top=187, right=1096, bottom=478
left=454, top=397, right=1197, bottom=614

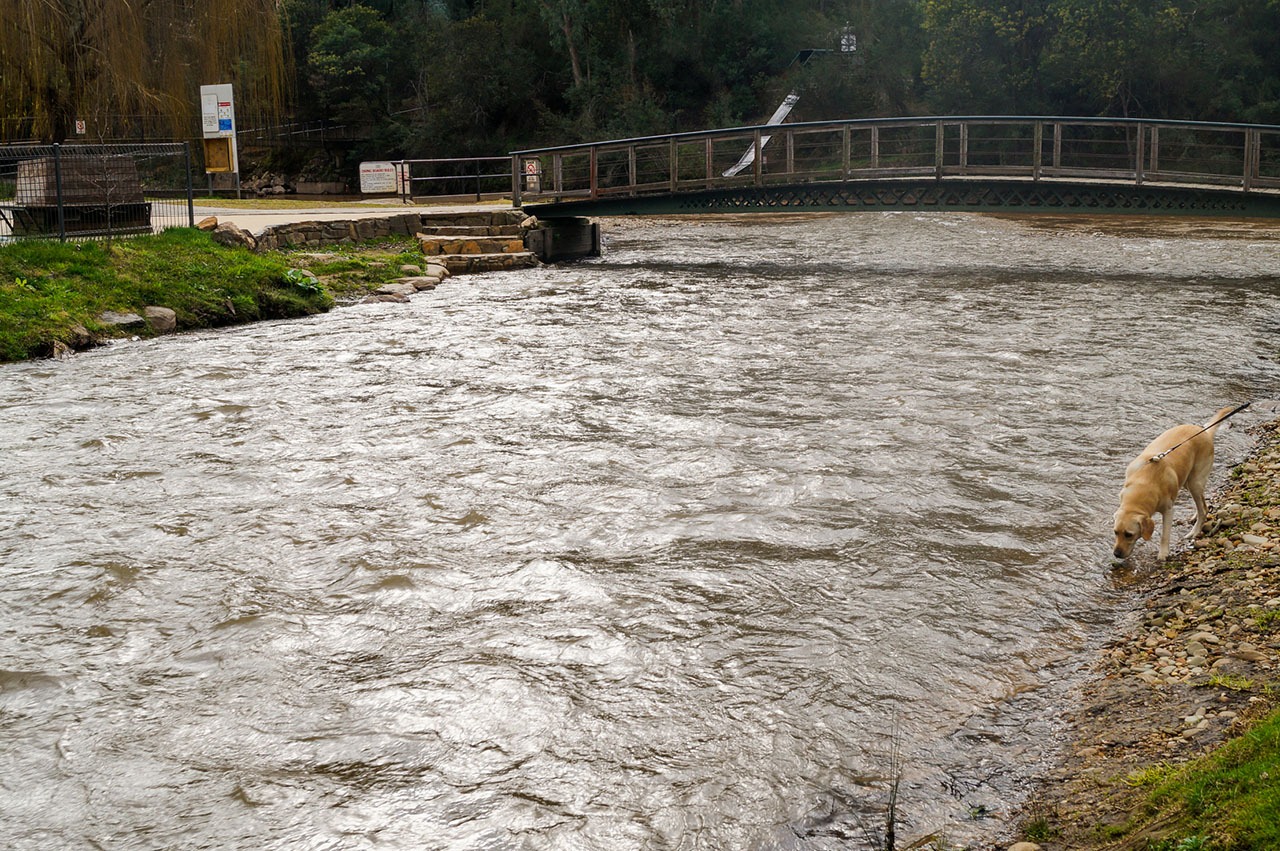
left=1204, top=402, right=1251, bottom=437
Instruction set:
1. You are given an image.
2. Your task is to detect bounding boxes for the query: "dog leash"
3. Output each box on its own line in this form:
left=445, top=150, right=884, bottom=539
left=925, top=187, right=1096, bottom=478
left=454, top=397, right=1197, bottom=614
left=1148, top=401, right=1251, bottom=464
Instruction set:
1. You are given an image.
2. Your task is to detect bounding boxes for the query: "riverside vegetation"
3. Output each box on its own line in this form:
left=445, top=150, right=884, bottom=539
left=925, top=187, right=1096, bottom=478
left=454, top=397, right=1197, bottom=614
left=0, top=227, right=430, bottom=362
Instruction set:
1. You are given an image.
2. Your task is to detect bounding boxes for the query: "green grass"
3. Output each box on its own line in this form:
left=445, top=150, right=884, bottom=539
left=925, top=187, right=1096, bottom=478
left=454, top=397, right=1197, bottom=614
left=276, top=237, right=423, bottom=300
left=0, top=228, right=332, bottom=361
left=1136, top=708, right=1280, bottom=850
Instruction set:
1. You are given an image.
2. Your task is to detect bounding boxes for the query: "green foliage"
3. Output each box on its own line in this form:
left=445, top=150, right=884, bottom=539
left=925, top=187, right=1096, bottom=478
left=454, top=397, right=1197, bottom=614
left=306, top=5, right=397, bottom=124
left=0, top=229, right=331, bottom=362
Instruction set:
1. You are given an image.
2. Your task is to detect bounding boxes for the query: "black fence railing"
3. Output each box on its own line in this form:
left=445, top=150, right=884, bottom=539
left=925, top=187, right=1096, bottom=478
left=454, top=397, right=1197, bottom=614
left=395, top=157, right=513, bottom=203
left=0, top=142, right=195, bottom=242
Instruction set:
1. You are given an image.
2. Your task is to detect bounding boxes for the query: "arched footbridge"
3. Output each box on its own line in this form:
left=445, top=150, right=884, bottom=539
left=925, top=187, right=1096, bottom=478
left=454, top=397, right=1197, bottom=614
left=511, top=116, right=1280, bottom=218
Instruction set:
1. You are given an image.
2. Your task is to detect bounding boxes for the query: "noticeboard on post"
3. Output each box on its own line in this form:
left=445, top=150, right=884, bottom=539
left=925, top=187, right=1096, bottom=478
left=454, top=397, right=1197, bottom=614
left=199, top=83, right=238, bottom=175
left=359, top=161, right=401, bottom=195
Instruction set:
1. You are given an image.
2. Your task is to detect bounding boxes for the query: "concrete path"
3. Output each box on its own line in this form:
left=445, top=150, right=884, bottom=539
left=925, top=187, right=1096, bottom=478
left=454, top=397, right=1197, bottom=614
left=193, top=200, right=516, bottom=235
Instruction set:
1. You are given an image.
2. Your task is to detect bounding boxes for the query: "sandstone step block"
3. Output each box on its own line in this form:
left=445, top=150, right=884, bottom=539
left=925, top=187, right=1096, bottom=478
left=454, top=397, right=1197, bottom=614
left=438, top=252, right=539, bottom=274
left=417, top=210, right=526, bottom=229
left=417, top=225, right=524, bottom=237
left=418, top=235, right=526, bottom=256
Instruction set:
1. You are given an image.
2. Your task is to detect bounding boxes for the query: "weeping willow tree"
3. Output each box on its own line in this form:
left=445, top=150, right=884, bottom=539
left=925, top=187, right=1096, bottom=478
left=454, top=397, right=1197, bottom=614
left=1, top=0, right=290, bottom=142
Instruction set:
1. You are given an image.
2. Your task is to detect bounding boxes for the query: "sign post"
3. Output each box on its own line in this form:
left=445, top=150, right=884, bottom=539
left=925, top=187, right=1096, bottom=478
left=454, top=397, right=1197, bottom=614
left=199, top=83, right=240, bottom=196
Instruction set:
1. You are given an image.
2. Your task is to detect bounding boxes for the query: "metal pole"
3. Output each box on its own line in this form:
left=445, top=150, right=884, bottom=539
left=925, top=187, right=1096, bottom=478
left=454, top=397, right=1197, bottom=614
left=1135, top=125, right=1145, bottom=185
left=753, top=130, right=762, bottom=186
left=511, top=156, right=522, bottom=208
left=842, top=124, right=850, bottom=179
left=670, top=138, right=678, bottom=193
left=475, top=160, right=481, bottom=202
left=54, top=144, right=66, bottom=242
left=1244, top=129, right=1258, bottom=192
left=184, top=142, right=195, bottom=227
left=934, top=121, right=944, bottom=179
left=1033, top=121, right=1043, bottom=181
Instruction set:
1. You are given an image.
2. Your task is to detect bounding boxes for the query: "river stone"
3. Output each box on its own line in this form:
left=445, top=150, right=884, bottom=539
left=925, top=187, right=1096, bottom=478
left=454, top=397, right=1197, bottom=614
left=67, top=324, right=94, bottom=348
left=98, top=310, right=145, bottom=328
left=144, top=306, right=177, bottom=334
left=1230, top=649, right=1268, bottom=662
left=211, top=221, right=257, bottom=251
left=397, top=276, right=439, bottom=292
left=196, top=216, right=218, bottom=231
left=375, top=282, right=418, bottom=297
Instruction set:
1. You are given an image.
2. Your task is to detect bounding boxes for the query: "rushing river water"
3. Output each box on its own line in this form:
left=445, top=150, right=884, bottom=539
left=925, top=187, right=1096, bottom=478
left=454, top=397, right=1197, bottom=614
left=3, top=212, right=1280, bottom=850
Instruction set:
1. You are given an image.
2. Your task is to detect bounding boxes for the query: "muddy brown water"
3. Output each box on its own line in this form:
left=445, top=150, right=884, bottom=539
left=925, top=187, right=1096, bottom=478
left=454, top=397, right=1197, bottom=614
left=3, top=213, right=1280, bottom=849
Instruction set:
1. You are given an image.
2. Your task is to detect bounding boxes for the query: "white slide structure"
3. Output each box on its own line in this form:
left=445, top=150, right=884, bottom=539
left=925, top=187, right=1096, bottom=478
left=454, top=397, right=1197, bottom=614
left=721, top=90, right=801, bottom=178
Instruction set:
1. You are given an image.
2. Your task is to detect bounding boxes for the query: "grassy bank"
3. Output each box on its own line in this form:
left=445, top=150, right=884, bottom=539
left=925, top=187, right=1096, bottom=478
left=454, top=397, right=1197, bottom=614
left=1021, top=419, right=1280, bottom=851
left=0, top=228, right=338, bottom=362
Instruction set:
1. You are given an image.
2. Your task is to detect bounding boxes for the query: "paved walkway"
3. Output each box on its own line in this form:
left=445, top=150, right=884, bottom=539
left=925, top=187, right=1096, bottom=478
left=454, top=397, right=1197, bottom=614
left=194, top=200, right=516, bottom=234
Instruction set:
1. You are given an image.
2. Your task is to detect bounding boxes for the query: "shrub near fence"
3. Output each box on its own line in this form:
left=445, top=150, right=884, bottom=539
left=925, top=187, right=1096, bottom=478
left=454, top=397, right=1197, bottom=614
left=0, top=143, right=195, bottom=242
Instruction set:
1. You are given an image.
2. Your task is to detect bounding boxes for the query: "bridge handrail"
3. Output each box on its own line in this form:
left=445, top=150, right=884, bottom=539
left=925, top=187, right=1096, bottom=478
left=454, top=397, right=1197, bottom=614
left=510, top=115, right=1280, bottom=208
left=511, top=115, right=1280, bottom=156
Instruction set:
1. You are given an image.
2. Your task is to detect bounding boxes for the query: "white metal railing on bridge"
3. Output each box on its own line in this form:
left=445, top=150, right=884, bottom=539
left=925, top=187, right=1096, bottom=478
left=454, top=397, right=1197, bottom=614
left=510, top=116, right=1280, bottom=207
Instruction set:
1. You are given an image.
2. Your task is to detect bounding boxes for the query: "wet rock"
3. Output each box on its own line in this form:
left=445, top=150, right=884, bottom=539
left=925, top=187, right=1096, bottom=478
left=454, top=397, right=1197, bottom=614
left=374, top=282, right=418, bottom=297
left=97, top=310, right=145, bottom=328
left=397, top=277, right=440, bottom=292
left=144, top=306, right=177, bottom=334
left=67, top=324, right=95, bottom=349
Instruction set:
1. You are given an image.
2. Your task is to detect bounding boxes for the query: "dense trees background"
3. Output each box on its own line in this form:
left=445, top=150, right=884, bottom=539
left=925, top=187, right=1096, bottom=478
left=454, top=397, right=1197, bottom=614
left=1, top=0, right=288, bottom=143
left=281, top=0, right=1280, bottom=162
left=4, top=0, right=1280, bottom=158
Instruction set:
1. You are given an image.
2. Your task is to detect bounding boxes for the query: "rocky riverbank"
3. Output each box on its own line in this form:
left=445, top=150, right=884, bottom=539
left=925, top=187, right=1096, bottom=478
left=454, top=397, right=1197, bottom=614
left=1012, top=418, right=1280, bottom=849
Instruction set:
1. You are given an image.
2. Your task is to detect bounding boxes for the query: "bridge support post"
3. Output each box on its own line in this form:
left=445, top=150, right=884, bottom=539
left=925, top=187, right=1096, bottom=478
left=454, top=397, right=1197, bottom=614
left=525, top=217, right=600, bottom=263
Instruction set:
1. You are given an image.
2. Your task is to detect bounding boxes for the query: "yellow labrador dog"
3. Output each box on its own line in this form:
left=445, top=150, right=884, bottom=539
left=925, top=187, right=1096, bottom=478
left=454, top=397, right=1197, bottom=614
left=1113, top=404, right=1246, bottom=561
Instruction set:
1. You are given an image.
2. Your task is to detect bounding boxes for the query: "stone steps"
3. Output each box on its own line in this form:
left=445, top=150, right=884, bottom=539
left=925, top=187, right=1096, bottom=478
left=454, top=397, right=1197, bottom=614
left=418, top=224, right=524, bottom=237
left=438, top=252, right=539, bottom=274
left=418, top=234, right=526, bottom=256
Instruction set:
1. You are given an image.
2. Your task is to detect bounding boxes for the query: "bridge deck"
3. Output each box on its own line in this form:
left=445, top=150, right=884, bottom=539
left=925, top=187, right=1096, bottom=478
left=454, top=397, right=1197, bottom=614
left=511, top=116, right=1280, bottom=217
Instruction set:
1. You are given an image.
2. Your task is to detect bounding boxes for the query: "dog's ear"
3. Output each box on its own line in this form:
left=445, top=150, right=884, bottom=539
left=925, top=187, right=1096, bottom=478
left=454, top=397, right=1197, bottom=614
left=1141, top=517, right=1155, bottom=540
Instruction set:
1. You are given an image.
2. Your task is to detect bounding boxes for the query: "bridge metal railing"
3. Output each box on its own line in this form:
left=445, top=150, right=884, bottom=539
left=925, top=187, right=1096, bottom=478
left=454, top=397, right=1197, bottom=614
left=510, top=116, right=1280, bottom=207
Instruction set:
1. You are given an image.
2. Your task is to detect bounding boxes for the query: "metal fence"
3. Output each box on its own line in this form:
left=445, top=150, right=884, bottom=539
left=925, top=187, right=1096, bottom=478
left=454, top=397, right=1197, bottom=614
left=395, top=157, right=513, bottom=203
left=0, top=142, right=195, bottom=242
